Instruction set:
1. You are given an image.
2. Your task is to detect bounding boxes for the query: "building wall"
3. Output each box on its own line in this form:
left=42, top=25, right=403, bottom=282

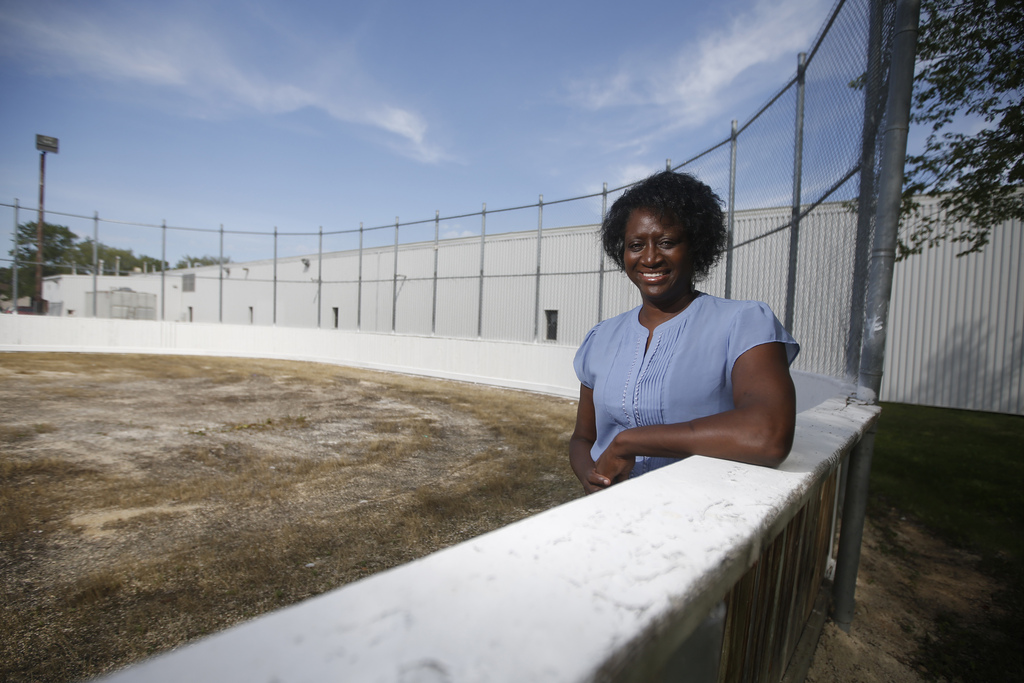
left=40, top=200, right=1024, bottom=415
left=881, top=214, right=1023, bottom=414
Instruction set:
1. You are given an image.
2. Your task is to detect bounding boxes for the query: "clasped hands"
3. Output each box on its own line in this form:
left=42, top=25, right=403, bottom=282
left=584, top=442, right=636, bottom=493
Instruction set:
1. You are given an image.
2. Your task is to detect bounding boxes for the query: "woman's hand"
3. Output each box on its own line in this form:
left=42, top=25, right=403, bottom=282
left=593, top=440, right=636, bottom=485
left=569, top=385, right=610, bottom=495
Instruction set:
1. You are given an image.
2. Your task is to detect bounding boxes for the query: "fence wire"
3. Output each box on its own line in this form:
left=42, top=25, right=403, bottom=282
left=2, top=0, right=896, bottom=384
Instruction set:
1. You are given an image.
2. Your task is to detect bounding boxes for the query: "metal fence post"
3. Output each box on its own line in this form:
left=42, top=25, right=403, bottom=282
left=219, top=224, right=224, bottom=323
left=161, top=220, right=166, bottom=322
left=534, top=195, right=543, bottom=342
left=11, top=199, right=19, bottom=310
left=432, top=210, right=439, bottom=335
left=833, top=427, right=875, bottom=627
left=598, top=183, right=607, bottom=322
left=92, top=211, right=99, bottom=318
left=858, top=0, right=919, bottom=401
left=317, top=226, right=323, bottom=330
left=846, top=0, right=886, bottom=382
left=726, top=120, right=738, bottom=300
left=392, top=217, right=399, bottom=333
left=357, top=222, right=364, bottom=331
left=785, top=52, right=807, bottom=331
left=478, top=204, right=486, bottom=338
left=834, top=0, right=921, bottom=633
left=273, top=227, right=278, bottom=326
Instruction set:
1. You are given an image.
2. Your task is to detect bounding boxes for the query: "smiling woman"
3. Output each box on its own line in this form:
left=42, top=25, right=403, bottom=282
left=569, top=171, right=800, bottom=492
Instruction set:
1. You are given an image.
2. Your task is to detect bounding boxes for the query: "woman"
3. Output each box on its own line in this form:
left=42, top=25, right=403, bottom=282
left=570, top=171, right=800, bottom=494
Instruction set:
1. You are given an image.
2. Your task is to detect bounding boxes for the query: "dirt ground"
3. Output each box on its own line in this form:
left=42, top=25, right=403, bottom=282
left=806, top=513, right=1006, bottom=682
left=0, top=353, right=1003, bottom=682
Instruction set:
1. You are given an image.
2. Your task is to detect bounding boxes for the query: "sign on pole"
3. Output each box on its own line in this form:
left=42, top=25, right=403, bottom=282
left=36, top=135, right=59, bottom=154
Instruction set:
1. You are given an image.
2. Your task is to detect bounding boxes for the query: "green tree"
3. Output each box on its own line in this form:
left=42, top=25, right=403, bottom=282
left=173, top=255, right=231, bottom=269
left=7, top=221, right=78, bottom=298
left=67, top=240, right=168, bottom=274
left=4, top=222, right=170, bottom=305
left=901, top=0, right=1023, bottom=258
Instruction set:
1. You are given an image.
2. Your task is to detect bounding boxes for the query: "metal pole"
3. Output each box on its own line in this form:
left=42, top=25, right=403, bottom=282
left=477, top=204, right=486, bottom=338
left=784, top=52, right=807, bottom=331
left=35, top=151, right=46, bottom=312
left=11, top=199, right=19, bottom=311
left=534, top=195, right=543, bottom=342
left=392, top=217, right=399, bottom=333
left=834, top=0, right=921, bottom=633
left=218, top=224, right=224, bottom=323
left=858, top=0, right=920, bottom=401
left=431, top=210, right=439, bottom=335
left=726, top=120, right=738, bottom=300
left=92, top=211, right=98, bottom=318
left=846, top=0, right=886, bottom=382
left=357, top=222, right=364, bottom=331
left=160, top=220, right=166, bottom=322
left=317, top=226, right=323, bottom=329
left=598, top=184, right=607, bottom=322
left=273, top=227, right=278, bottom=326
left=833, top=428, right=876, bottom=629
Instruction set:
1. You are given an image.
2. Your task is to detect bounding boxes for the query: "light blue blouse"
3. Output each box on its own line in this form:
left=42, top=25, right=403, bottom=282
left=573, top=293, right=799, bottom=477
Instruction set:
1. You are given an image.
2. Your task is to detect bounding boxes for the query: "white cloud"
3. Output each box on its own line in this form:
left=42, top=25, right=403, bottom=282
left=441, top=228, right=477, bottom=239
left=609, top=163, right=666, bottom=191
left=0, top=4, right=446, bottom=163
left=567, top=0, right=829, bottom=131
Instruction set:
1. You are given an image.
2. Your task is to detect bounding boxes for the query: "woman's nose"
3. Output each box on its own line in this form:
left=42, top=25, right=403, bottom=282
left=640, top=244, right=660, bottom=265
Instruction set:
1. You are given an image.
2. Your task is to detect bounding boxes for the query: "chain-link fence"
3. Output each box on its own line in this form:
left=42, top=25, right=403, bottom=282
left=2, top=0, right=897, bottom=385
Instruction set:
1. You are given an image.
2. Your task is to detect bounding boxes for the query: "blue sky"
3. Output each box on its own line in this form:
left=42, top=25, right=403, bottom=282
left=0, top=0, right=839, bottom=264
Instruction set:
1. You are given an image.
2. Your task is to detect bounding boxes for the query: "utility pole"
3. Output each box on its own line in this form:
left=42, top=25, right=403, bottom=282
left=34, top=135, right=58, bottom=314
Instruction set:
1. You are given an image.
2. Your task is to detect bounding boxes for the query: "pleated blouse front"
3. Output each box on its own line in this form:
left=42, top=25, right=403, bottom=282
left=573, top=293, right=799, bottom=477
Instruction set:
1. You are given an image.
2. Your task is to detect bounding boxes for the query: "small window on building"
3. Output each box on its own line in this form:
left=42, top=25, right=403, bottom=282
left=249, top=306, right=254, bottom=325
left=332, top=307, right=339, bottom=329
left=544, top=309, right=558, bottom=341
left=187, top=306, right=193, bottom=322
left=182, top=273, right=195, bottom=292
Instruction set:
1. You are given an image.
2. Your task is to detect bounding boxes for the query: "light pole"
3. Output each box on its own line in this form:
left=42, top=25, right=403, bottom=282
left=35, top=135, right=58, bottom=313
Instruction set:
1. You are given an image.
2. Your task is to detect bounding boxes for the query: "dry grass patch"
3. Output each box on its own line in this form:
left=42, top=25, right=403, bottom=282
left=0, top=352, right=581, bottom=683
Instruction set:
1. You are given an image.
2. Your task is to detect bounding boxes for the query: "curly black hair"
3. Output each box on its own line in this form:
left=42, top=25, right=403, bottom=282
left=601, top=170, right=727, bottom=281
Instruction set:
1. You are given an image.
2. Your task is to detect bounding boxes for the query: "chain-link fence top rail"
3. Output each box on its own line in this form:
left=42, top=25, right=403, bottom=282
left=3, top=0, right=896, bottom=381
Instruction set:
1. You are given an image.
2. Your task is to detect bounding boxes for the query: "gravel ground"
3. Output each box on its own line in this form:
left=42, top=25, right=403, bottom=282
left=1, top=352, right=998, bottom=682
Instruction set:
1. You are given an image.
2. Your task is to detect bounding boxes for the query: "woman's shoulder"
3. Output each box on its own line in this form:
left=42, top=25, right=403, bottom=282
left=576, top=307, right=640, bottom=357
left=693, top=294, right=779, bottom=322
left=574, top=307, right=641, bottom=386
left=585, top=306, right=640, bottom=337
left=695, top=295, right=798, bottom=363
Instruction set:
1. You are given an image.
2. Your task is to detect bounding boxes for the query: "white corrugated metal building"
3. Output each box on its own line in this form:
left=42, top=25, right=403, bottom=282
left=41, top=197, right=1023, bottom=415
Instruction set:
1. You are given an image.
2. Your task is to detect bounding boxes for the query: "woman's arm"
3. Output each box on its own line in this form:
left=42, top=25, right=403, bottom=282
left=568, top=385, right=619, bottom=494
left=591, top=342, right=797, bottom=485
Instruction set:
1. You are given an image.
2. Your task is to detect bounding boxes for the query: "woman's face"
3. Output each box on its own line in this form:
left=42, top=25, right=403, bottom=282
left=623, top=208, right=695, bottom=312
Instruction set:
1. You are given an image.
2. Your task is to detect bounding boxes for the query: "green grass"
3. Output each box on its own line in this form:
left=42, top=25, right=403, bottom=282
left=870, top=402, right=1023, bottom=561
left=869, top=402, right=1023, bottom=682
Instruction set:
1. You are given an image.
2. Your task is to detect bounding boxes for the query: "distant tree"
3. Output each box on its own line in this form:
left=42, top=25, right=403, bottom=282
left=67, top=240, right=168, bottom=274
left=5, top=222, right=169, bottom=302
left=173, top=255, right=231, bottom=269
left=900, top=0, right=1023, bottom=258
left=7, top=221, right=78, bottom=297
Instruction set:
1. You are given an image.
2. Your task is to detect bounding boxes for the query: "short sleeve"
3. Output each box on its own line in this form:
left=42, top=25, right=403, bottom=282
left=726, top=301, right=800, bottom=375
left=573, top=323, right=602, bottom=389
